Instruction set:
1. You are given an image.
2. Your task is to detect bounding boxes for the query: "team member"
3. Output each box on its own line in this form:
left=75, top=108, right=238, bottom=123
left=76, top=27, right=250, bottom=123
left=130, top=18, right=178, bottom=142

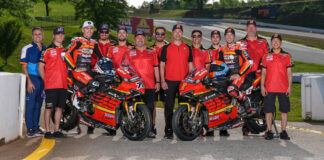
left=160, top=24, right=194, bottom=139
left=91, top=24, right=115, bottom=68
left=205, top=30, right=223, bottom=137
left=64, top=21, right=103, bottom=94
left=107, top=26, right=134, bottom=69
left=20, top=27, right=46, bottom=137
left=124, top=30, right=160, bottom=138
left=151, top=26, right=167, bottom=136
left=261, top=34, right=293, bottom=140
left=38, top=27, right=67, bottom=139
left=209, top=30, right=222, bottom=61
left=191, top=29, right=211, bottom=70
left=217, top=28, right=251, bottom=137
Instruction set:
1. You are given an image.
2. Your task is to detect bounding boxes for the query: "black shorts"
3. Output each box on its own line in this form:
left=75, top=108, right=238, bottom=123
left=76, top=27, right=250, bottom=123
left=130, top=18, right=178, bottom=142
left=154, top=89, right=165, bottom=102
left=45, top=89, right=67, bottom=109
left=263, top=92, right=290, bottom=113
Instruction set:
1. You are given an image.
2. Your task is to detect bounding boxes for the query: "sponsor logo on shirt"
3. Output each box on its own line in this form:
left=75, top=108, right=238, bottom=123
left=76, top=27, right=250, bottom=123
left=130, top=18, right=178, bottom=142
left=266, top=55, right=273, bottom=61
left=113, top=47, right=119, bottom=53
left=50, top=50, right=57, bottom=56
left=130, top=50, right=137, bottom=56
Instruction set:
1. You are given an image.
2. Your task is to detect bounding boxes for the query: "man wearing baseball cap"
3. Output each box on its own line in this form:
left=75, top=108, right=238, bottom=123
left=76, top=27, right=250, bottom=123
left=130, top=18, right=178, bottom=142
left=160, top=24, right=193, bottom=139
left=238, top=20, right=270, bottom=135
left=107, top=25, right=134, bottom=70
left=38, top=27, right=67, bottom=139
left=124, top=30, right=160, bottom=138
left=261, top=34, right=293, bottom=140
left=64, top=21, right=103, bottom=98
left=191, top=29, right=211, bottom=70
left=90, top=24, right=115, bottom=69
left=209, top=30, right=222, bottom=62
left=216, top=27, right=252, bottom=136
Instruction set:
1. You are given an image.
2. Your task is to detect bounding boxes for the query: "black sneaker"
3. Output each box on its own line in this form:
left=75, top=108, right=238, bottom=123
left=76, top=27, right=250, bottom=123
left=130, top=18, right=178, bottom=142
left=53, top=131, right=65, bottom=138
left=152, top=125, right=157, bottom=135
left=87, top=127, right=94, bottom=134
left=105, top=129, right=116, bottom=136
left=219, top=130, right=230, bottom=137
left=164, top=132, right=173, bottom=139
left=44, top=132, right=53, bottom=139
left=206, top=130, right=214, bottom=137
left=264, top=130, right=274, bottom=140
left=280, top=130, right=291, bottom=140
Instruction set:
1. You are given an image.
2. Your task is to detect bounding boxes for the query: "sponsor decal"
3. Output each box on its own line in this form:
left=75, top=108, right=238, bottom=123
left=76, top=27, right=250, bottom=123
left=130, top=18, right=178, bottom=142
left=266, top=55, right=273, bottom=61
left=113, top=47, right=119, bottom=53
left=209, top=115, right=220, bottom=120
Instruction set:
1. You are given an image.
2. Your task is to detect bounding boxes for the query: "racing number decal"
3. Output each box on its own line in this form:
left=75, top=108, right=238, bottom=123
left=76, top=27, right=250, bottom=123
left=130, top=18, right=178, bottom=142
left=136, top=82, right=144, bottom=89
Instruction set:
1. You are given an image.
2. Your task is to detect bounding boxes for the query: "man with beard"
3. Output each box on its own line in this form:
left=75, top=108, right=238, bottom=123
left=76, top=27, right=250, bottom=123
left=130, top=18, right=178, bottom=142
left=124, top=30, right=160, bottom=138
left=150, top=26, right=167, bottom=136
left=90, top=24, right=115, bottom=68
left=107, top=26, right=134, bottom=69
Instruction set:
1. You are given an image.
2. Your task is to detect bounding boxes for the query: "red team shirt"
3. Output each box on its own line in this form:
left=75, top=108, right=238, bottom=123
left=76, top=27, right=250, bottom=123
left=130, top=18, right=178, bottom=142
left=40, top=43, right=68, bottom=89
left=192, top=46, right=211, bottom=69
left=239, top=36, right=269, bottom=72
left=209, top=46, right=220, bottom=62
left=261, top=49, right=294, bottom=93
left=107, top=42, right=134, bottom=69
left=91, top=40, right=114, bottom=68
left=124, top=48, right=159, bottom=89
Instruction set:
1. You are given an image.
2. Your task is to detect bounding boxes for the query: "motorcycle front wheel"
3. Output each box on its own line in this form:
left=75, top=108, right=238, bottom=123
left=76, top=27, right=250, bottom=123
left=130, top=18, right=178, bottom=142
left=172, top=105, right=204, bottom=141
left=120, top=104, right=152, bottom=141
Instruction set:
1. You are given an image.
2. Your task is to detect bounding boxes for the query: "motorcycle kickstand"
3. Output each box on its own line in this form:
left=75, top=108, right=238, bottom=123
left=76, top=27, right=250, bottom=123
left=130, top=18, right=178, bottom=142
left=272, top=117, right=279, bottom=138
left=77, top=124, right=82, bottom=135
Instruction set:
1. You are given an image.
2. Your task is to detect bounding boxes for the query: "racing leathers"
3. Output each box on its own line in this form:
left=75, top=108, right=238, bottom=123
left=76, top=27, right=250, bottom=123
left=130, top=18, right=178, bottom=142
left=217, top=42, right=251, bottom=101
left=64, top=37, right=103, bottom=94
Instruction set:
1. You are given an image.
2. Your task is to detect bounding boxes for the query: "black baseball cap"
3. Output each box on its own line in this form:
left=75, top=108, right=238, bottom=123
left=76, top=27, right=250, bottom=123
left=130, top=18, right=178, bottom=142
left=246, top=20, right=257, bottom=27
left=172, top=24, right=183, bottom=31
left=99, top=24, right=109, bottom=32
left=224, top=27, right=235, bottom=35
left=53, top=26, right=64, bottom=35
left=135, top=30, right=145, bottom=37
left=211, top=30, right=221, bottom=37
left=191, top=29, right=202, bottom=36
left=271, top=33, right=282, bottom=41
left=117, top=25, right=127, bottom=32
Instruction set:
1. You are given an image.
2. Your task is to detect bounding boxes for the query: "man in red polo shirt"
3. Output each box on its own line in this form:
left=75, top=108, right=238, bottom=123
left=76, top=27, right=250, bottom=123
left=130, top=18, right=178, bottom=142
left=191, top=29, right=211, bottom=70
left=261, top=34, right=293, bottom=140
left=38, top=27, right=67, bottom=139
left=90, top=24, right=115, bottom=68
left=209, top=30, right=222, bottom=62
left=151, top=26, right=168, bottom=136
left=124, top=30, right=160, bottom=138
left=107, top=26, right=134, bottom=69
left=160, top=24, right=194, bottom=139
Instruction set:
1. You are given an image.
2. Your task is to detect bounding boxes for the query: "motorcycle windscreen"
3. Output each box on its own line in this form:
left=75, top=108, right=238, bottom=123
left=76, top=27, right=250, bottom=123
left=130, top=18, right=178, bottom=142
left=86, top=92, right=122, bottom=127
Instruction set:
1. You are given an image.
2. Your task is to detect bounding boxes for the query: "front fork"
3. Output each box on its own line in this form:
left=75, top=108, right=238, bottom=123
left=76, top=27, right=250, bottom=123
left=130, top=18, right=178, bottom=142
left=124, top=101, right=135, bottom=119
left=189, top=102, right=201, bottom=119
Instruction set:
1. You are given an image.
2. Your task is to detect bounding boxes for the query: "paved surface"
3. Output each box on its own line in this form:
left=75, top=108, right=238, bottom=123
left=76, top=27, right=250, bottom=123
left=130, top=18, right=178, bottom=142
left=1, top=109, right=324, bottom=160
left=154, top=19, right=324, bottom=65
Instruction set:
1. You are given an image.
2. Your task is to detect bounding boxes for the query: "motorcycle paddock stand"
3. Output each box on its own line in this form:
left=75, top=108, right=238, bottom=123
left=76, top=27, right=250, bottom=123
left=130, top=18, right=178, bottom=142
left=246, top=111, right=279, bottom=138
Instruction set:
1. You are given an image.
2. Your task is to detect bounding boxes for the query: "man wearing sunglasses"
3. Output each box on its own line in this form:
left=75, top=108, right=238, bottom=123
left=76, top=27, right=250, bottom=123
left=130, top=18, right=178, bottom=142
left=191, top=29, right=211, bottom=70
left=160, top=24, right=194, bottom=139
left=151, top=26, right=167, bottom=136
left=90, top=24, right=115, bottom=68
left=107, top=26, right=134, bottom=69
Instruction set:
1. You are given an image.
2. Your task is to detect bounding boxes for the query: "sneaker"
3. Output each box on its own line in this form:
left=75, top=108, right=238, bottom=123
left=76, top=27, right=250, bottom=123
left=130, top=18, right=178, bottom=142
left=105, top=129, right=116, bottom=136
left=44, top=132, right=53, bottom=139
left=34, top=129, right=45, bottom=136
left=87, top=127, right=94, bottom=134
left=219, top=130, right=230, bottom=137
left=53, top=131, right=65, bottom=138
left=206, top=130, right=214, bottom=137
left=27, top=130, right=35, bottom=138
left=264, top=130, right=274, bottom=140
left=152, top=125, right=157, bottom=135
left=147, top=131, right=156, bottom=138
left=164, top=133, right=173, bottom=139
left=280, top=130, right=290, bottom=140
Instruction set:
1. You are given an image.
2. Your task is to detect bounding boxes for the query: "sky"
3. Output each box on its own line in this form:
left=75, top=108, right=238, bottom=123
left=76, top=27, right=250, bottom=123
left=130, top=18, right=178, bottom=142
left=127, top=0, right=215, bottom=8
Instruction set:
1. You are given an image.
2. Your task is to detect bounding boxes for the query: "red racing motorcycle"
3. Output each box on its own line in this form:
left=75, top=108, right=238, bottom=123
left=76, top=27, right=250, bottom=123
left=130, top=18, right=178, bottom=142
left=172, top=62, right=266, bottom=141
left=54, top=58, right=152, bottom=140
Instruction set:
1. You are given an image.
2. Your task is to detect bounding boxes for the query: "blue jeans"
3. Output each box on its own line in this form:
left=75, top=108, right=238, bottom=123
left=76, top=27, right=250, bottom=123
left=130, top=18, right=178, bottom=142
left=25, top=75, right=44, bottom=131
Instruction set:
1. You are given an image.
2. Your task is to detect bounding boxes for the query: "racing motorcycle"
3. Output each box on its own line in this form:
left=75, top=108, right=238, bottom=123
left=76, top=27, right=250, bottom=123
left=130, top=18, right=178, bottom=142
left=52, top=58, right=152, bottom=141
left=172, top=61, right=266, bottom=141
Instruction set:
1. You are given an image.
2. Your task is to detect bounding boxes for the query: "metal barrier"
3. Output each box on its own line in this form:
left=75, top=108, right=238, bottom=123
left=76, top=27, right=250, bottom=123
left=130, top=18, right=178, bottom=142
left=32, top=16, right=79, bottom=27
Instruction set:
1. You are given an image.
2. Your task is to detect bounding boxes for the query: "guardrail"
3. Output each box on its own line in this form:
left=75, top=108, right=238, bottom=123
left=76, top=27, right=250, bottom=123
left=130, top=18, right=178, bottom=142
left=154, top=18, right=324, bottom=34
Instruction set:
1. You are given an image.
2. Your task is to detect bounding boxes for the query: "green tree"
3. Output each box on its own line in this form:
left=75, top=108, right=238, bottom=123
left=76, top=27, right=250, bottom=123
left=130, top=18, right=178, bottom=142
left=0, top=19, right=22, bottom=66
left=75, top=0, right=128, bottom=28
left=0, top=0, right=31, bottom=21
